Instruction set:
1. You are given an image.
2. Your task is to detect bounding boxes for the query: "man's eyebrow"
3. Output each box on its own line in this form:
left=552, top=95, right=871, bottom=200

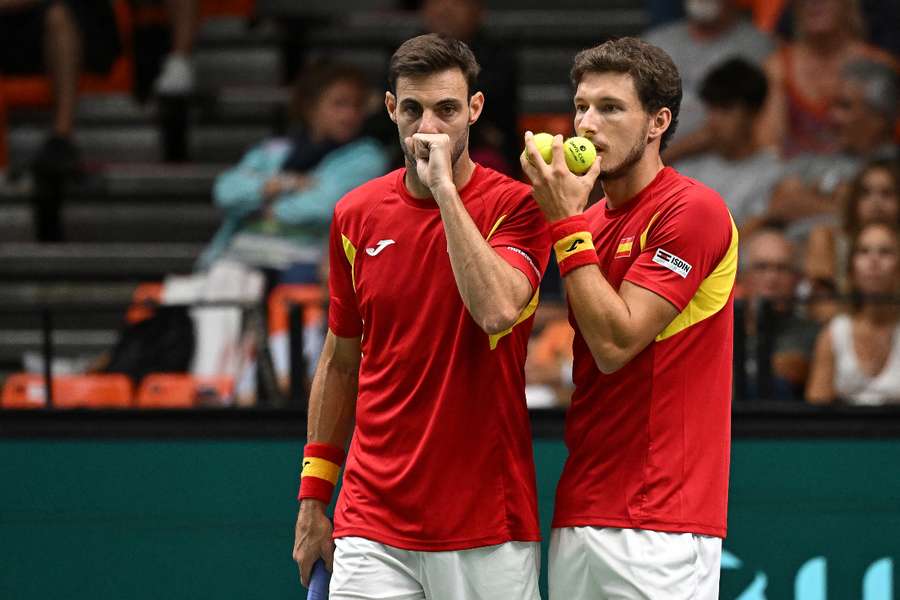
left=575, top=95, right=626, bottom=104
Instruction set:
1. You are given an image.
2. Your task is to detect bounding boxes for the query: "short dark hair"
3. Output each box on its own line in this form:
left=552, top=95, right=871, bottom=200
left=388, top=33, right=480, bottom=97
left=699, top=57, right=768, bottom=113
left=291, top=59, right=369, bottom=125
left=571, top=37, right=682, bottom=151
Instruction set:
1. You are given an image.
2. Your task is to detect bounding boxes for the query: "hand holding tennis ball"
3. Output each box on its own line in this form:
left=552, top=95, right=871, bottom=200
left=522, top=132, right=597, bottom=175
left=521, top=132, right=555, bottom=166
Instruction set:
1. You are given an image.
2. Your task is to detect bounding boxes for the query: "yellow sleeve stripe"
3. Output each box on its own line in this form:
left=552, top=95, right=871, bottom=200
left=639, top=211, right=661, bottom=251
left=486, top=214, right=508, bottom=241
left=554, top=232, right=595, bottom=262
left=655, top=218, right=739, bottom=341
left=489, top=289, right=540, bottom=350
left=301, top=457, right=341, bottom=485
left=341, top=234, right=357, bottom=290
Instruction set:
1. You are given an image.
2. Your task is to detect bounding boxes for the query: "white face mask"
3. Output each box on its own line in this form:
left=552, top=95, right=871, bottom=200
left=685, top=0, right=724, bottom=23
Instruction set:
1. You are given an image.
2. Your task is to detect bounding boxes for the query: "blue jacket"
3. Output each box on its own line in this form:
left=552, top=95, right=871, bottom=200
left=197, top=136, right=389, bottom=269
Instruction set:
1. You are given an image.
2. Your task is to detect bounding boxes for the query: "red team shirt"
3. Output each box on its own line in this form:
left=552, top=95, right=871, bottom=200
left=553, top=167, right=737, bottom=539
left=328, top=165, right=551, bottom=551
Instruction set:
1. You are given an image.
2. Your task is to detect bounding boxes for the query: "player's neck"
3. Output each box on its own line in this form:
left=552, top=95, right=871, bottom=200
left=403, top=154, right=477, bottom=200
left=602, top=153, right=665, bottom=210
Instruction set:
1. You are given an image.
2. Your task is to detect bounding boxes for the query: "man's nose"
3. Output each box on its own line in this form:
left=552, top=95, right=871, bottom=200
left=417, top=110, right=440, bottom=134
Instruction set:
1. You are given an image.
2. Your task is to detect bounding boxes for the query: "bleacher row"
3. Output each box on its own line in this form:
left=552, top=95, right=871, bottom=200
left=0, top=1, right=648, bottom=395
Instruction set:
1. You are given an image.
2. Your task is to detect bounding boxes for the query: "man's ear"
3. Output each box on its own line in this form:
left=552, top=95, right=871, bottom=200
left=468, top=91, right=485, bottom=125
left=647, top=107, right=672, bottom=143
left=385, top=91, right=398, bottom=123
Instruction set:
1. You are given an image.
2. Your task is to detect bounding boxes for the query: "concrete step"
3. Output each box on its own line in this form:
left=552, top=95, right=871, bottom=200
left=0, top=242, right=202, bottom=280
left=9, top=124, right=268, bottom=164
left=0, top=329, right=117, bottom=361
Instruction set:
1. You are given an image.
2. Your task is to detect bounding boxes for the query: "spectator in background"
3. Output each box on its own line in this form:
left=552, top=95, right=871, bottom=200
left=739, top=227, right=820, bottom=401
left=0, top=0, right=121, bottom=177
left=758, top=0, right=896, bottom=158
left=421, top=0, right=520, bottom=174
left=806, top=223, right=900, bottom=405
left=151, top=0, right=199, bottom=96
left=197, top=60, right=390, bottom=283
left=643, top=0, right=774, bottom=163
left=806, top=159, right=900, bottom=291
left=765, top=58, right=898, bottom=239
left=675, top=57, right=781, bottom=228
left=524, top=302, right=574, bottom=408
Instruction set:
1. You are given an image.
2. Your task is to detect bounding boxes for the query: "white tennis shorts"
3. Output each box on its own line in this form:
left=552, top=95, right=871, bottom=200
left=330, top=536, right=541, bottom=600
left=549, top=527, right=722, bottom=600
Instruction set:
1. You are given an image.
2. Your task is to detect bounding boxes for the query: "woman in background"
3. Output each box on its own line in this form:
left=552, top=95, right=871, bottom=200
left=805, top=159, right=900, bottom=291
left=806, top=223, right=900, bottom=405
left=198, top=59, right=389, bottom=283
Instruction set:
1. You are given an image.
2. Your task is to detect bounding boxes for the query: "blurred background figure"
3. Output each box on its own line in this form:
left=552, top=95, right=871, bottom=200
left=765, top=58, right=898, bottom=239
left=197, top=59, right=389, bottom=285
left=420, top=0, right=519, bottom=174
left=525, top=303, right=574, bottom=408
left=674, top=57, right=781, bottom=229
left=0, top=0, right=121, bottom=177
left=643, top=0, right=774, bottom=163
left=151, top=0, right=199, bottom=96
left=806, top=223, right=900, bottom=405
left=805, top=159, right=900, bottom=292
left=759, top=0, right=896, bottom=158
left=738, top=226, right=820, bottom=402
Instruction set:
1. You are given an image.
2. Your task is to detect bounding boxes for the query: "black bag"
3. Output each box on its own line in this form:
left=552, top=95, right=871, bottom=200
left=103, top=306, right=195, bottom=384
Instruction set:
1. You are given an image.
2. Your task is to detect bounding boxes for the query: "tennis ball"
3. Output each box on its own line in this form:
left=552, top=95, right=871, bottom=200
left=521, top=132, right=555, bottom=165
left=564, top=136, right=597, bottom=175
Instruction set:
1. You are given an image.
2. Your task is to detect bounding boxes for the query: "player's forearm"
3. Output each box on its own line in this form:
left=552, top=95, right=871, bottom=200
left=564, top=267, right=642, bottom=373
left=435, top=185, right=531, bottom=334
left=306, top=333, right=359, bottom=446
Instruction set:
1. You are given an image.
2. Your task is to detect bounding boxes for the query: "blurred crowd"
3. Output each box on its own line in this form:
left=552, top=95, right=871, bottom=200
left=1, top=0, right=898, bottom=407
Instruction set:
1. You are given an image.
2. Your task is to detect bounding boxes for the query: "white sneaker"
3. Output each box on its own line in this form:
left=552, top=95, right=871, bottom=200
left=155, top=54, right=195, bottom=96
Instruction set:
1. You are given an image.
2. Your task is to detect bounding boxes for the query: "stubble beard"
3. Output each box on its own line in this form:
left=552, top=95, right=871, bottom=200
left=598, top=123, right=650, bottom=182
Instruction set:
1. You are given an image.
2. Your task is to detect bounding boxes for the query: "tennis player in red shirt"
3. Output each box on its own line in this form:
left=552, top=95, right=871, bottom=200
left=522, top=37, right=737, bottom=599
left=292, top=34, right=550, bottom=599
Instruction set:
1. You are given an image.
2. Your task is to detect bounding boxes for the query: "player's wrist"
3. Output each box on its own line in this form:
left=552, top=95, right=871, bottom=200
left=551, top=215, right=600, bottom=277
left=297, top=442, right=346, bottom=504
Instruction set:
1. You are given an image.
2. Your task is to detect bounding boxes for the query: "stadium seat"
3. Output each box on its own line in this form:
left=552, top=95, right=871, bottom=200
left=136, top=373, right=234, bottom=408
left=1, top=373, right=47, bottom=409
left=268, top=284, right=325, bottom=336
left=1, top=373, right=133, bottom=408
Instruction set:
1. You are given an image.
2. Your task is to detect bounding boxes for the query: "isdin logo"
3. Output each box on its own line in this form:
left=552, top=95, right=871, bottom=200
left=723, top=551, right=893, bottom=599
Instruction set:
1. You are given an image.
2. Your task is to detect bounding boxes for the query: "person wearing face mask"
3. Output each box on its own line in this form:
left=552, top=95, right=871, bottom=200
left=643, top=0, right=774, bottom=163
left=806, top=222, right=900, bottom=405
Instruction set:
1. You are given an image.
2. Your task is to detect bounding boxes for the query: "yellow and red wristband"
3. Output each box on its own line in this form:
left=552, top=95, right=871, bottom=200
left=552, top=215, right=599, bottom=277
left=298, top=442, right=345, bottom=504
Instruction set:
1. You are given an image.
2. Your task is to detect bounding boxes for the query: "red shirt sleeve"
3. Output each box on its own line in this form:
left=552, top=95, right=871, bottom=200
left=624, top=188, right=733, bottom=311
left=487, top=190, right=551, bottom=293
left=327, top=211, right=364, bottom=338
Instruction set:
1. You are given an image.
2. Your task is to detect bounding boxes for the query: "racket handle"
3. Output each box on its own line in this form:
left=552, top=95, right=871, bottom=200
left=307, top=559, right=330, bottom=600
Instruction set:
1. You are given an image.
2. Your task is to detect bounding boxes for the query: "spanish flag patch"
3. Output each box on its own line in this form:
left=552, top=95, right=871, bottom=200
left=615, top=236, right=634, bottom=259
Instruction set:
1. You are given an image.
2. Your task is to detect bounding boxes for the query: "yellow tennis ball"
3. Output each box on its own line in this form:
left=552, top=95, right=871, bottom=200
left=564, top=136, right=597, bottom=175
left=522, top=132, right=555, bottom=165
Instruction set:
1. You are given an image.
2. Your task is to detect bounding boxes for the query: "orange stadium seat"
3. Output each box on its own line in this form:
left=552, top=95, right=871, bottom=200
left=268, top=284, right=325, bottom=336
left=136, top=373, right=234, bottom=408
left=2, top=373, right=48, bottom=409
left=1, top=373, right=133, bottom=408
